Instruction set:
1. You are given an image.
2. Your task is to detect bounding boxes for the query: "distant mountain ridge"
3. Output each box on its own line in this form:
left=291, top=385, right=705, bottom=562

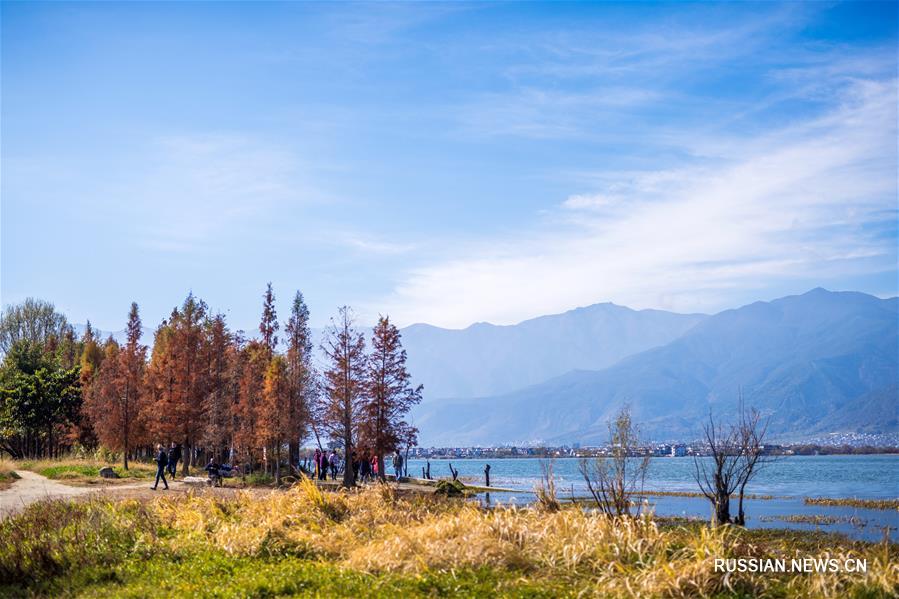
left=400, top=303, right=706, bottom=399
left=413, top=289, right=898, bottom=445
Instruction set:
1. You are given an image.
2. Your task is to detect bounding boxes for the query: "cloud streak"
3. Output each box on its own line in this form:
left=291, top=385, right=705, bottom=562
left=381, top=78, right=897, bottom=328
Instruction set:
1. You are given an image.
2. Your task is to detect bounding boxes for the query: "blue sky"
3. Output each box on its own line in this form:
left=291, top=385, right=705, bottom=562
left=2, top=1, right=896, bottom=332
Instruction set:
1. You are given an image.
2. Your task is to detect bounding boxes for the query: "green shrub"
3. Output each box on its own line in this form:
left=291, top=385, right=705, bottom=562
left=39, top=465, right=99, bottom=479
left=245, top=472, right=275, bottom=486
left=0, top=498, right=156, bottom=585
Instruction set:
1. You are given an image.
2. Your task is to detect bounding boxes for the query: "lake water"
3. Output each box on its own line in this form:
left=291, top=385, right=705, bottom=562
left=407, top=455, right=899, bottom=542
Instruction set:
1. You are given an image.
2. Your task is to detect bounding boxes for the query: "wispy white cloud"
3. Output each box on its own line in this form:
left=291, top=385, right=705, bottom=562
left=123, top=134, right=317, bottom=254
left=381, top=78, right=897, bottom=327
left=337, top=233, right=417, bottom=255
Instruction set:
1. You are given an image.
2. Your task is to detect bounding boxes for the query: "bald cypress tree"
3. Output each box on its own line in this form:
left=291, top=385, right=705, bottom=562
left=260, top=355, right=290, bottom=484
left=361, top=315, right=422, bottom=481
left=145, top=294, right=209, bottom=475
left=284, top=290, right=314, bottom=466
left=320, top=306, right=367, bottom=487
left=84, top=303, right=147, bottom=469
left=260, top=283, right=279, bottom=352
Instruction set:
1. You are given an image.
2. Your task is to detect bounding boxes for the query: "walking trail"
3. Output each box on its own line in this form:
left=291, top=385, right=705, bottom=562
left=0, top=470, right=168, bottom=519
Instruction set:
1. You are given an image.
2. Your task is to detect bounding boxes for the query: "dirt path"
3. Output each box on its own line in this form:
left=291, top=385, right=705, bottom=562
left=0, top=471, right=464, bottom=520
left=0, top=470, right=178, bottom=519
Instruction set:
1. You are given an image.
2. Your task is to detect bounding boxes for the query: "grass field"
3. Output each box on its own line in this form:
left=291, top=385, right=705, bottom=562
left=13, top=458, right=159, bottom=485
left=1, top=477, right=895, bottom=598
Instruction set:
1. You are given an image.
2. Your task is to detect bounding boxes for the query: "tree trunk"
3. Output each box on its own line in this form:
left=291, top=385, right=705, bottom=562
left=342, top=442, right=355, bottom=487
left=289, top=441, right=299, bottom=474
left=275, top=445, right=282, bottom=486
left=714, top=493, right=731, bottom=526
left=735, top=483, right=748, bottom=526
left=377, top=454, right=386, bottom=482
left=182, top=438, right=190, bottom=476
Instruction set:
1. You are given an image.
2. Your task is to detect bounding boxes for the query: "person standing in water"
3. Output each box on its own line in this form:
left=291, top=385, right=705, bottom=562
left=484, top=463, right=491, bottom=487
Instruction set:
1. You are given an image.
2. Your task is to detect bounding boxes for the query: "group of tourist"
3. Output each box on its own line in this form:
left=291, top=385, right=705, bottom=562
left=304, top=448, right=406, bottom=483
left=307, top=448, right=343, bottom=481
left=149, top=441, right=412, bottom=490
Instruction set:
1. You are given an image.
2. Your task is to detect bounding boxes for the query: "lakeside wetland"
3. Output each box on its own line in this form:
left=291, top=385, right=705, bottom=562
left=410, top=455, right=899, bottom=542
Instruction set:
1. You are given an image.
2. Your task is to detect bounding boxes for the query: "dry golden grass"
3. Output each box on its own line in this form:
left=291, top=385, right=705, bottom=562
left=0, top=458, right=20, bottom=490
left=146, top=476, right=898, bottom=598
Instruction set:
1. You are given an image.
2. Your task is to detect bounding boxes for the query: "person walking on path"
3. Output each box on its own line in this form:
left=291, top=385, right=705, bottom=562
left=328, top=451, right=339, bottom=481
left=392, top=451, right=404, bottom=480
left=360, top=453, right=371, bottom=482
left=152, top=444, right=169, bottom=490
left=167, top=443, right=182, bottom=479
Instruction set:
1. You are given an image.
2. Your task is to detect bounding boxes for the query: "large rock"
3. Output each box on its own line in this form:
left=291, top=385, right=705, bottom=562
left=434, top=479, right=468, bottom=497
left=99, top=467, right=119, bottom=479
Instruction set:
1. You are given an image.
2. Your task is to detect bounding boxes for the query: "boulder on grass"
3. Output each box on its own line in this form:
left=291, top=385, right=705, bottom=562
left=99, top=467, right=119, bottom=479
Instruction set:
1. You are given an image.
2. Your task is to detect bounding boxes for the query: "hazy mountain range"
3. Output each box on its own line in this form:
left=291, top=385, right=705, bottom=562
left=410, top=289, right=898, bottom=445
left=401, top=304, right=706, bottom=399
left=73, top=288, right=897, bottom=445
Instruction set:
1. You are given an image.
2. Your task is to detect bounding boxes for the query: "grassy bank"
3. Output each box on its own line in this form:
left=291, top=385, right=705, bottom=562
left=1, top=478, right=896, bottom=598
left=14, top=458, right=158, bottom=485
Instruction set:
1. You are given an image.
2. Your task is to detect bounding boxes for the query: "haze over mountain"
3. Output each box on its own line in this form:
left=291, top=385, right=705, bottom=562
left=401, top=304, right=706, bottom=399
left=413, top=289, right=898, bottom=446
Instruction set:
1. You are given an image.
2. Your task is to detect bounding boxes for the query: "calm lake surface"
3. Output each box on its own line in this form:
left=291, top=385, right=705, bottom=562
left=407, top=455, right=899, bottom=542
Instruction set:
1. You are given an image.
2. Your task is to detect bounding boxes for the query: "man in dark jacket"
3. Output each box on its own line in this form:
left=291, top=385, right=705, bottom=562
left=167, top=443, right=182, bottom=479
left=152, top=444, right=169, bottom=490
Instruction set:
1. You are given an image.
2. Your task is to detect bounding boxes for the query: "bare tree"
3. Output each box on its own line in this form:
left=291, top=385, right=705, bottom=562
left=579, top=406, right=651, bottom=517
left=734, top=406, right=774, bottom=525
left=693, top=412, right=742, bottom=526
left=693, top=398, right=772, bottom=526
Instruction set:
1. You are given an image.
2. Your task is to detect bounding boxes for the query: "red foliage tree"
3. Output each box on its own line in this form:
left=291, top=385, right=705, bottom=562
left=233, top=340, right=268, bottom=471
left=284, top=290, right=314, bottom=464
left=202, top=314, right=234, bottom=462
left=360, top=315, right=422, bottom=480
left=320, top=306, right=367, bottom=487
left=259, top=355, right=290, bottom=484
left=145, top=294, right=209, bottom=474
left=83, top=303, right=148, bottom=469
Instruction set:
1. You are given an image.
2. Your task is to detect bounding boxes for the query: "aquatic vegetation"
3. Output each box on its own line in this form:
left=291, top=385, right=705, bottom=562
left=638, top=490, right=776, bottom=500
left=804, top=497, right=899, bottom=511
left=759, top=514, right=868, bottom=528
left=1, top=477, right=896, bottom=597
